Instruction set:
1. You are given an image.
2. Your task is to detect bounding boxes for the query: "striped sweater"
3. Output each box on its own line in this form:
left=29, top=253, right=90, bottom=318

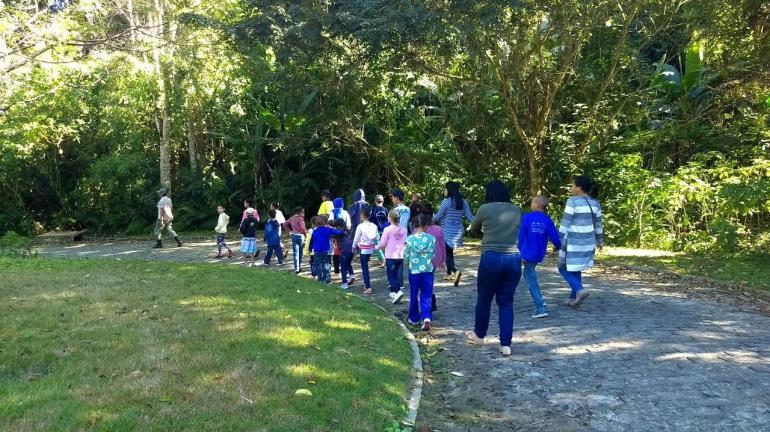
left=558, top=196, right=604, bottom=272
left=433, top=198, right=474, bottom=249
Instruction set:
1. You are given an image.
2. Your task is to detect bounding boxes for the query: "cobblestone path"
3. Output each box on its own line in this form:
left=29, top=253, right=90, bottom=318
left=39, top=240, right=770, bottom=431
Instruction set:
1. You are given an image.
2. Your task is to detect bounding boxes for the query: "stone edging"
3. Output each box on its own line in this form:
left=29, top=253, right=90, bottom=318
left=368, top=301, right=423, bottom=427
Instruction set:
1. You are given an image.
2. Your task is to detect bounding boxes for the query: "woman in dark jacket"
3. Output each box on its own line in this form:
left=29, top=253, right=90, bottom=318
left=465, top=180, right=522, bottom=357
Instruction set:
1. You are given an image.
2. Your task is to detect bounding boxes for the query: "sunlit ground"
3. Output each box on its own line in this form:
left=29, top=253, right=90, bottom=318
left=0, top=258, right=411, bottom=432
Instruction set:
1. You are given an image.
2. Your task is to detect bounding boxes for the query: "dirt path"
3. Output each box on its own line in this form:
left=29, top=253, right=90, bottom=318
left=39, top=240, right=770, bottom=431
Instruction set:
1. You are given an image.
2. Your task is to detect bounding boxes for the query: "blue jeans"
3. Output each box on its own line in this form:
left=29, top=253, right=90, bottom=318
left=475, top=251, right=522, bottom=347
left=386, top=259, right=404, bottom=293
left=291, top=234, right=304, bottom=272
left=314, top=254, right=331, bottom=283
left=341, top=251, right=354, bottom=284
left=360, top=253, right=372, bottom=289
left=559, top=267, right=583, bottom=299
left=408, top=272, right=434, bottom=323
left=264, top=244, right=284, bottom=265
left=523, top=261, right=545, bottom=310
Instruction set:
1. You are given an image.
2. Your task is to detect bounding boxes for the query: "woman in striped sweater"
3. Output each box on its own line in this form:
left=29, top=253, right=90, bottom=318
left=558, top=175, right=604, bottom=307
left=433, top=181, right=474, bottom=286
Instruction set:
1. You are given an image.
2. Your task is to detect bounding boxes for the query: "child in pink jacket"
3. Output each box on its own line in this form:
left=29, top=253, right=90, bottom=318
left=375, top=209, right=408, bottom=304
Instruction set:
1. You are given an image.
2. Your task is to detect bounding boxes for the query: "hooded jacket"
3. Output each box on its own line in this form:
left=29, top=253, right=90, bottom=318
left=330, top=198, right=351, bottom=229
left=264, top=219, right=281, bottom=246
left=375, top=224, right=407, bottom=259
left=404, top=232, right=436, bottom=274
left=239, top=215, right=258, bottom=238
left=348, top=189, right=370, bottom=235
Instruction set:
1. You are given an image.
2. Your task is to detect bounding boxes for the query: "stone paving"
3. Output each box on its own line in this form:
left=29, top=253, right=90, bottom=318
left=38, top=240, right=770, bottom=431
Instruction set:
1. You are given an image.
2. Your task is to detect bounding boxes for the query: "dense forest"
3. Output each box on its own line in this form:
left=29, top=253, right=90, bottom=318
left=1, top=0, right=769, bottom=253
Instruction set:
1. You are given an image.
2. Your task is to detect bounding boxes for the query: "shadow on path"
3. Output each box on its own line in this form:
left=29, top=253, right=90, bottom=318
left=38, top=241, right=770, bottom=431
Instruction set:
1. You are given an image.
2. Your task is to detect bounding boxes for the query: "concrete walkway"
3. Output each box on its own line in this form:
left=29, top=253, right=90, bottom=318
left=39, top=240, right=770, bottom=431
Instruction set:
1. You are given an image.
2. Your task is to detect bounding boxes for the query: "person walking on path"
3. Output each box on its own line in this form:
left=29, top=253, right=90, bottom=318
left=405, top=214, right=436, bottom=331
left=284, top=207, right=307, bottom=274
left=318, top=190, right=334, bottom=216
left=375, top=209, right=408, bottom=304
left=153, top=188, right=183, bottom=248
left=330, top=197, right=350, bottom=275
left=433, top=181, right=474, bottom=286
left=391, top=189, right=411, bottom=232
left=558, top=175, right=604, bottom=308
left=465, top=180, right=522, bottom=357
left=409, top=193, right=426, bottom=219
left=519, top=196, right=561, bottom=318
left=263, top=210, right=285, bottom=266
left=353, top=207, right=378, bottom=294
left=214, top=205, right=233, bottom=259
left=241, top=198, right=260, bottom=224
left=425, top=211, right=445, bottom=312
left=372, top=194, right=389, bottom=267
left=309, top=216, right=344, bottom=283
left=348, top=189, right=370, bottom=237
left=239, top=208, right=260, bottom=267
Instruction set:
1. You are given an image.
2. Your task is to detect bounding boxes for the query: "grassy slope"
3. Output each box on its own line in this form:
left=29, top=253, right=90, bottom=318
left=0, top=258, right=411, bottom=432
left=599, top=249, right=770, bottom=292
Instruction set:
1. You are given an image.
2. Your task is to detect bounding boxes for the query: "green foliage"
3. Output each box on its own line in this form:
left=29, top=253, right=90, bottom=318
left=0, top=232, right=33, bottom=257
left=0, top=0, right=768, bottom=253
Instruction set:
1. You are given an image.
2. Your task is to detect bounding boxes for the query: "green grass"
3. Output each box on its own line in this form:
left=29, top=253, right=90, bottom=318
left=0, top=258, right=412, bottom=431
left=600, top=249, right=770, bottom=292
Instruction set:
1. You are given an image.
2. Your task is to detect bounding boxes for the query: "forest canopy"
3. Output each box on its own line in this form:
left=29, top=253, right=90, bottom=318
left=1, top=0, right=769, bottom=252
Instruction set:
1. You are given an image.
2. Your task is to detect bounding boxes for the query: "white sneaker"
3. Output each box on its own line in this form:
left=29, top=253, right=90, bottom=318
left=341, top=283, right=349, bottom=290
left=388, top=292, right=397, bottom=300
left=500, top=346, right=512, bottom=356
left=392, top=290, right=405, bottom=304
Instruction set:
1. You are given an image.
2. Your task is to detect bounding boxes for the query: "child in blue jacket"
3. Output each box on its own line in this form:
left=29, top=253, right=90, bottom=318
left=263, top=209, right=284, bottom=266
left=308, top=216, right=344, bottom=283
left=518, top=196, right=561, bottom=318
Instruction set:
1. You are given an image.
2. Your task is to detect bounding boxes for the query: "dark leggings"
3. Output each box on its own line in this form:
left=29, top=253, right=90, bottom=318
left=333, top=254, right=340, bottom=274
left=446, top=244, right=457, bottom=275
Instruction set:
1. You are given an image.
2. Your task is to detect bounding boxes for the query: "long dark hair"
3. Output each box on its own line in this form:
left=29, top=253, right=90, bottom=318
left=485, top=180, right=511, bottom=203
left=445, top=181, right=464, bottom=210
left=573, top=175, right=599, bottom=198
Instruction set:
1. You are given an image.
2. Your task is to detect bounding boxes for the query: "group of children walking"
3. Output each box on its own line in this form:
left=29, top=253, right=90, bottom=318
left=210, top=187, right=569, bottom=332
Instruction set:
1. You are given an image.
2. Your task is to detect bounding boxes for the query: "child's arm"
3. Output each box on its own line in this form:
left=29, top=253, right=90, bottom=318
left=353, top=225, right=363, bottom=250
left=546, top=217, right=562, bottom=250
left=375, top=229, right=389, bottom=251
left=215, top=214, right=225, bottom=232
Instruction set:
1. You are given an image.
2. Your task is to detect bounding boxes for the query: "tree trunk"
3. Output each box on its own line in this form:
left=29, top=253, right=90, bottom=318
left=525, top=139, right=543, bottom=196
left=186, top=114, right=198, bottom=172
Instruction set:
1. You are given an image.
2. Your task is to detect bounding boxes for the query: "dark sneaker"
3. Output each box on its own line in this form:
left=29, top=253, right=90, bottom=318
left=532, top=308, right=549, bottom=318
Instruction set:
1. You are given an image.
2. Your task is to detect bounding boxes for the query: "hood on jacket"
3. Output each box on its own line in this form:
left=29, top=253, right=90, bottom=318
left=408, top=233, right=435, bottom=254
left=353, top=189, right=365, bottom=202
left=333, top=197, right=345, bottom=209
left=390, top=226, right=407, bottom=241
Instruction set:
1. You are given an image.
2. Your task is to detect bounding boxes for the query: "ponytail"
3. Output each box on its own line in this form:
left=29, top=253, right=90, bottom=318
left=573, top=175, right=599, bottom=198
